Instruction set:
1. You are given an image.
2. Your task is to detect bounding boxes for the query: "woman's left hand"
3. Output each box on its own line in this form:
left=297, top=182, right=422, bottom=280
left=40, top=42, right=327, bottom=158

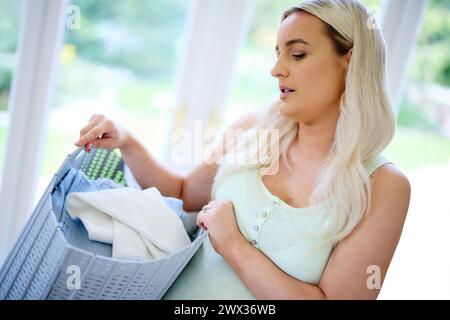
left=196, top=199, right=245, bottom=257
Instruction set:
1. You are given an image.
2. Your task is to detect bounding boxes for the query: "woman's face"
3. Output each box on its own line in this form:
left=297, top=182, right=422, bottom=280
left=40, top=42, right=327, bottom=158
left=271, top=11, right=350, bottom=124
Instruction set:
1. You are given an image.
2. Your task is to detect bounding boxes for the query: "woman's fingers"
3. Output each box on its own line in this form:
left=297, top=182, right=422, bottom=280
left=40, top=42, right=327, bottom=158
left=84, top=143, right=93, bottom=153
left=90, top=137, right=115, bottom=150
left=196, top=209, right=207, bottom=231
left=78, top=115, right=105, bottom=138
left=79, top=121, right=98, bottom=138
left=75, top=126, right=104, bottom=147
left=74, top=115, right=121, bottom=153
left=197, top=202, right=216, bottom=231
left=75, top=115, right=106, bottom=146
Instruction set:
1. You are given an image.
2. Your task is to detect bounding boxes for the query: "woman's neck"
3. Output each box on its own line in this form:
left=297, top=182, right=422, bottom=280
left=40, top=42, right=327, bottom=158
left=293, top=111, right=339, bottom=164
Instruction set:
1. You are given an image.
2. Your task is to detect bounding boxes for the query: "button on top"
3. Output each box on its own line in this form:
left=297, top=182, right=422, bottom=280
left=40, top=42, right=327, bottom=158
left=271, top=199, right=278, bottom=206
left=251, top=239, right=258, bottom=246
left=262, top=211, right=268, bottom=217
left=253, top=225, right=259, bottom=231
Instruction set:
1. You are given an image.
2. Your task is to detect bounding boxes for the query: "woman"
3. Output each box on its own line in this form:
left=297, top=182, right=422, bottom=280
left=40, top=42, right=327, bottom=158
left=75, top=0, right=410, bottom=299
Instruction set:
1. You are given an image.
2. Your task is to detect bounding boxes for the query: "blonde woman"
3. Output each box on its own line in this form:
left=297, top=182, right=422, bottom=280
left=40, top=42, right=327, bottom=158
left=75, top=0, right=410, bottom=299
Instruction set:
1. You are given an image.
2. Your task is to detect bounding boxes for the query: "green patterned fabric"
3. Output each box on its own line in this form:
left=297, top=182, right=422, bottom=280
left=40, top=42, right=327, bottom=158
left=78, top=148, right=126, bottom=186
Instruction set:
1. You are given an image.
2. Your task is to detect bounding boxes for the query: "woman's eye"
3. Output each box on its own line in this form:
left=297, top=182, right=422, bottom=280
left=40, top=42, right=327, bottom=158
left=293, top=54, right=306, bottom=60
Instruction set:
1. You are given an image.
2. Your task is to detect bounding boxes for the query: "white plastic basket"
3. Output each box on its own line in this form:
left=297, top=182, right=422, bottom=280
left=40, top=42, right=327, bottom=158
left=0, top=147, right=207, bottom=300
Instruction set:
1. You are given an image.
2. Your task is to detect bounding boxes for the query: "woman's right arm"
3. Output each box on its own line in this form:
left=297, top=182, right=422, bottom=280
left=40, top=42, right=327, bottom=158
left=75, top=112, right=258, bottom=211
left=118, top=133, right=184, bottom=198
left=75, top=114, right=184, bottom=198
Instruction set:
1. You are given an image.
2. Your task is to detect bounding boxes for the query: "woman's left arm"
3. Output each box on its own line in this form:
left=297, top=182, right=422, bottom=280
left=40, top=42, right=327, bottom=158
left=198, top=164, right=411, bottom=299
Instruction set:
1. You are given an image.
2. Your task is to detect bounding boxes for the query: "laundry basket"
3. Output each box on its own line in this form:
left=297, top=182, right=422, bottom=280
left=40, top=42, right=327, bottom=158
left=0, top=147, right=207, bottom=300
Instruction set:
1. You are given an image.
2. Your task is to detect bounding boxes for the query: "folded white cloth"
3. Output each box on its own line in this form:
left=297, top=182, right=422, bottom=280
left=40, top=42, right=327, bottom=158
left=66, top=187, right=191, bottom=260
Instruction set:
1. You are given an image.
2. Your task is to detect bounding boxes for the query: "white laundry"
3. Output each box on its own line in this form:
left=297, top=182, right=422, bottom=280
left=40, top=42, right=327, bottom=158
left=65, top=187, right=191, bottom=261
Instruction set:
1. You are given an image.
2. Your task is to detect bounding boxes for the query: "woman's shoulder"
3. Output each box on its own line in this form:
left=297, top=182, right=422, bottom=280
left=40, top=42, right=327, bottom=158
left=372, top=161, right=409, bottom=188
left=364, top=155, right=409, bottom=194
left=363, top=155, right=391, bottom=176
left=227, top=111, right=260, bottom=131
left=229, top=99, right=283, bottom=131
left=368, top=159, right=411, bottom=220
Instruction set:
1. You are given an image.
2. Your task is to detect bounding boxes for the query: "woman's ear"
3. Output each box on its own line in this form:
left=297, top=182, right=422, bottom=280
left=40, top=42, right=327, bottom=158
left=346, top=48, right=353, bottom=63
left=343, top=48, right=353, bottom=74
left=342, top=48, right=353, bottom=88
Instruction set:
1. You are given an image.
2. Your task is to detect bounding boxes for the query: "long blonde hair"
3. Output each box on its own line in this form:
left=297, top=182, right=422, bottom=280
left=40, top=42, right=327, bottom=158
left=212, top=0, right=396, bottom=247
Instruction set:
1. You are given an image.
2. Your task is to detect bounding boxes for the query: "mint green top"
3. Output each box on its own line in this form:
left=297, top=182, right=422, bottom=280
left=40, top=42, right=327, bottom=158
left=163, top=156, right=392, bottom=300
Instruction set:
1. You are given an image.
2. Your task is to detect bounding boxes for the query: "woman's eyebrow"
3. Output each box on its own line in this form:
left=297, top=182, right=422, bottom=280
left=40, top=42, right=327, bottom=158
left=275, top=38, right=310, bottom=54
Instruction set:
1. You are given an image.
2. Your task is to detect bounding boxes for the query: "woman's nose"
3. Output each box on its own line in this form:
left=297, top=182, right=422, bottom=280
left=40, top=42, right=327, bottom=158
left=270, top=58, right=288, bottom=78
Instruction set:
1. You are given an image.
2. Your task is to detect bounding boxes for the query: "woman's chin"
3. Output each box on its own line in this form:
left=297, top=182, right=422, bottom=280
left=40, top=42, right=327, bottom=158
left=279, top=101, right=298, bottom=117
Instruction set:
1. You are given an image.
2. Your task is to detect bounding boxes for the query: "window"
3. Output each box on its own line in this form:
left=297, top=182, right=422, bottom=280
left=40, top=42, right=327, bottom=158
left=0, top=0, right=22, bottom=176
left=384, top=0, right=450, bottom=172
left=378, top=0, right=450, bottom=299
left=38, top=0, right=189, bottom=197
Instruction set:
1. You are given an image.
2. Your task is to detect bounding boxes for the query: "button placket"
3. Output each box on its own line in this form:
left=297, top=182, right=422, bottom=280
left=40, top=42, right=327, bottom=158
left=251, top=219, right=262, bottom=247
left=254, top=209, right=268, bottom=234
left=251, top=199, right=279, bottom=248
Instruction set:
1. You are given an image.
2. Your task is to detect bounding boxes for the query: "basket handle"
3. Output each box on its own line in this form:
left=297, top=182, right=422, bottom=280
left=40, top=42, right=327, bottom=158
left=54, top=147, right=85, bottom=183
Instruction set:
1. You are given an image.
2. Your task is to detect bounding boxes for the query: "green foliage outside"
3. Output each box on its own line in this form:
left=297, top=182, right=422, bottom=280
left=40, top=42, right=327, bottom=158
left=0, top=0, right=449, bottom=176
left=65, top=0, right=187, bottom=79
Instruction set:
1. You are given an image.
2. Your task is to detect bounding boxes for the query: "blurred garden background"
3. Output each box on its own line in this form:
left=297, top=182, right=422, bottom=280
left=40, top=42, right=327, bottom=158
left=0, top=0, right=448, bottom=177
left=0, top=0, right=449, bottom=298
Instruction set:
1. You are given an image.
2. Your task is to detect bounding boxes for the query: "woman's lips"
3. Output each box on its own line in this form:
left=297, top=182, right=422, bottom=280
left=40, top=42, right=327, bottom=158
left=280, top=90, right=295, bottom=100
